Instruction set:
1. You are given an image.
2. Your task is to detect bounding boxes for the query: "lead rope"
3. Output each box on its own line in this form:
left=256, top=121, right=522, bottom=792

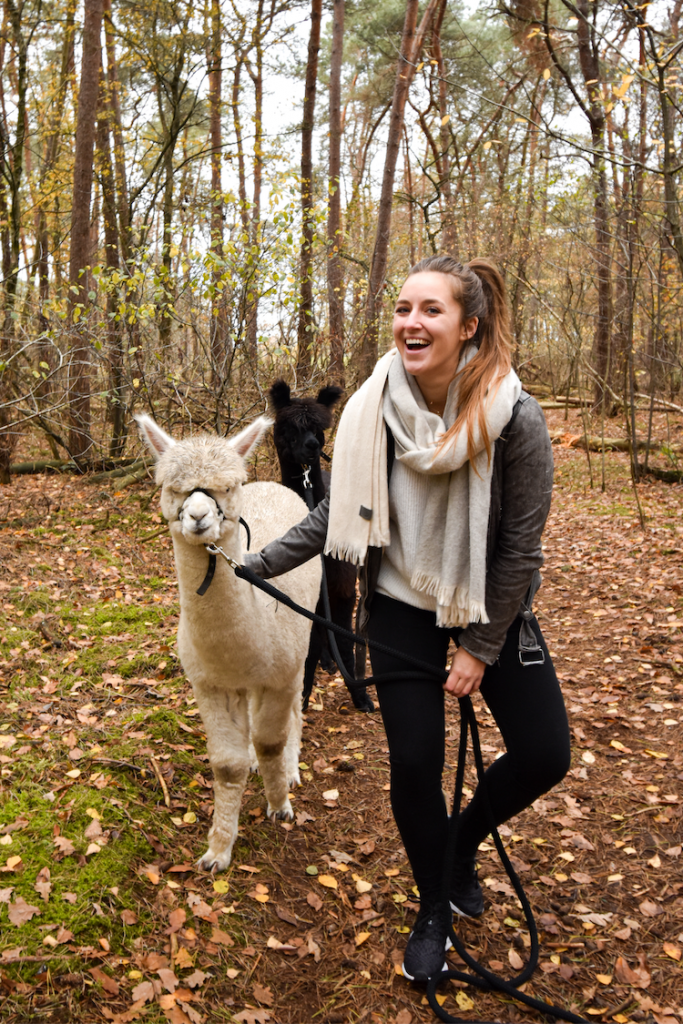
left=204, top=548, right=588, bottom=1024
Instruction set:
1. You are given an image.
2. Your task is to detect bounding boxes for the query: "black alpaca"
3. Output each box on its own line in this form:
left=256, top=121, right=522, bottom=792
left=269, top=379, right=374, bottom=713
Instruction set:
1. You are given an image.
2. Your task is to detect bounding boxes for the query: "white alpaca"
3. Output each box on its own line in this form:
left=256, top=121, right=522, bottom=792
left=135, top=414, right=321, bottom=871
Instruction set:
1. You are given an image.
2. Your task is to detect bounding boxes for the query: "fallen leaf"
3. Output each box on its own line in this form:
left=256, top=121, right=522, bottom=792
left=614, top=926, right=632, bottom=941
left=53, top=836, right=75, bottom=857
left=318, top=875, right=338, bottom=889
left=663, top=942, right=681, bottom=961
left=253, top=983, right=273, bottom=1006
left=295, top=811, right=314, bottom=826
left=56, top=926, right=73, bottom=943
left=157, top=968, right=178, bottom=993
left=121, top=909, right=138, bottom=925
left=322, top=789, right=339, bottom=801
left=639, top=899, right=663, bottom=918
left=571, top=872, right=593, bottom=884
left=614, top=954, right=651, bottom=989
left=394, top=1011, right=413, bottom=1024
left=168, top=908, right=186, bottom=932
left=210, top=926, right=235, bottom=947
left=8, top=896, right=40, bottom=926
left=307, top=891, right=323, bottom=911
left=34, top=867, right=51, bottom=902
left=131, top=980, right=156, bottom=1003
left=456, top=992, right=474, bottom=1011
left=508, top=948, right=524, bottom=971
left=90, top=967, right=120, bottom=996
left=233, top=1011, right=271, bottom=1024
left=184, top=969, right=208, bottom=989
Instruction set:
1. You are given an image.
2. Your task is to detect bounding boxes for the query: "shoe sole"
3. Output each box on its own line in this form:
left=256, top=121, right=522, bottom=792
left=401, top=937, right=452, bottom=982
left=449, top=899, right=484, bottom=919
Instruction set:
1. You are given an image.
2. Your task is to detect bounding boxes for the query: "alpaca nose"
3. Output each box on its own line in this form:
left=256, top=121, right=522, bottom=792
left=189, top=510, right=206, bottom=522
left=302, top=436, right=320, bottom=456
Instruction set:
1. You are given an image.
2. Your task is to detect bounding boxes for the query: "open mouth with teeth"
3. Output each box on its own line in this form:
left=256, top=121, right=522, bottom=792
left=405, top=339, right=431, bottom=350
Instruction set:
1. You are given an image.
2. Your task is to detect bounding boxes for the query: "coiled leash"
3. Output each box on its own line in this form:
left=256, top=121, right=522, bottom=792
left=199, top=544, right=589, bottom=1024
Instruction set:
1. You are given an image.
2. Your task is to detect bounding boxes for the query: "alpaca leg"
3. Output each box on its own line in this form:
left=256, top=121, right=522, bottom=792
left=302, top=622, right=324, bottom=711
left=284, top=695, right=303, bottom=789
left=193, top=685, right=250, bottom=872
left=331, top=591, right=375, bottom=713
left=251, top=686, right=299, bottom=820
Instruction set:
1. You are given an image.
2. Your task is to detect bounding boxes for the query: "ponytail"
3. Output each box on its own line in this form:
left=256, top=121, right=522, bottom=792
left=406, top=255, right=512, bottom=466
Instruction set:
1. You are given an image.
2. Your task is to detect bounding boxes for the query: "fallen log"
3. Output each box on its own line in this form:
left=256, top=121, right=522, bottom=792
left=548, top=430, right=683, bottom=454
left=10, top=459, right=72, bottom=474
left=88, top=458, right=150, bottom=484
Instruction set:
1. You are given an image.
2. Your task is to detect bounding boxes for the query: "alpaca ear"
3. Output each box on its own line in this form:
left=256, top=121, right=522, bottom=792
left=317, top=385, right=343, bottom=408
left=229, top=416, right=272, bottom=459
left=134, top=414, right=176, bottom=460
left=269, top=379, right=292, bottom=411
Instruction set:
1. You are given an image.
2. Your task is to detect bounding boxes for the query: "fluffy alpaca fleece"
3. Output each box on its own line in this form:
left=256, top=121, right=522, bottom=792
left=135, top=414, right=321, bottom=871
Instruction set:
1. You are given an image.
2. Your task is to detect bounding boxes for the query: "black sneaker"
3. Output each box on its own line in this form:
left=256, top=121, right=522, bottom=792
left=402, top=900, right=452, bottom=982
left=449, top=856, right=484, bottom=918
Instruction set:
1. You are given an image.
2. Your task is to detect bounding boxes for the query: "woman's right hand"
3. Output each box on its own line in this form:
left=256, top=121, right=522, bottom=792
left=444, top=646, right=486, bottom=696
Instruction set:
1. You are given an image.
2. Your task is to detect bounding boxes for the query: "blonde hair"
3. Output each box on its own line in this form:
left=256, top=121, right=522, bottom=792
left=406, top=255, right=513, bottom=466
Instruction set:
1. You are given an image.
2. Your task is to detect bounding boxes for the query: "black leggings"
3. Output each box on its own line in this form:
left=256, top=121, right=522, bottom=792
left=367, top=594, right=571, bottom=904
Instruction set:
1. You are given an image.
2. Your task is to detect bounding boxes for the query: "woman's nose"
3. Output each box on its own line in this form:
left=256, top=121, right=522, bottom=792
left=404, top=310, right=423, bottom=331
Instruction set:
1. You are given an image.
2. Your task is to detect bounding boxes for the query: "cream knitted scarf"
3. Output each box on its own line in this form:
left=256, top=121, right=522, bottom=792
left=325, top=347, right=522, bottom=627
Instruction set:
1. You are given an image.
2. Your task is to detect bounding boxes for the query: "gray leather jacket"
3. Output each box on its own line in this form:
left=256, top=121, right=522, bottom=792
left=244, top=391, right=553, bottom=665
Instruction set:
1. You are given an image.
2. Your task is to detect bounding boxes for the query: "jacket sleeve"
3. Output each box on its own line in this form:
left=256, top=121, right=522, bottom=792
left=458, top=397, right=554, bottom=664
left=242, top=493, right=329, bottom=579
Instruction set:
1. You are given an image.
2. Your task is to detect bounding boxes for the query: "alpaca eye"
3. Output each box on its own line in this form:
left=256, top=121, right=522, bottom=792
left=225, top=487, right=231, bottom=493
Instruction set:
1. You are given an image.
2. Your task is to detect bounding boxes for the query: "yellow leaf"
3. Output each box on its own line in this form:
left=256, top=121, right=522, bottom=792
left=550, top=955, right=561, bottom=965
left=132, top=378, right=140, bottom=389
left=644, top=749, right=668, bottom=759
left=0, top=836, right=11, bottom=847
left=596, top=974, right=613, bottom=985
left=613, top=1016, right=629, bottom=1023
left=543, top=68, right=551, bottom=80
left=609, top=740, right=627, bottom=752
left=555, top=873, right=568, bottom=882
left=393, top=893, right=407, bottom=903
left=663, top=942, right=681, bottom=961
left=213, top=879, right=229, bottom=893
left=6, top=856, right=21, bottom=870
left=647, top=853, right=661, bottom=869
left=318, top=875, right=338, bottom=889
left=86, top=808, right=101, bottom=820
left=441, top=115, right=450, bottom=126
left=483, top=141, right=492, bottom=150
left=559, top=852, right=575, bottom=862
left=385, top=868, right=400, bottom=877
left=355, top=931, right=371, bottom=946
left=456, top=992, right=474, bottom=1011
left=608, top=873, right=624, bottom=882
left=417, top=62, right=424, bottom=71
left=65, top=768, right=81, bottom=779
left=353, top=875, right=372, bottom=893
left=183, top=811, right=197, bottom=824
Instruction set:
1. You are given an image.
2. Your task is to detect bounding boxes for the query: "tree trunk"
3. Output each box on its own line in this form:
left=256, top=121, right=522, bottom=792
left=67, top=0, right=104, bottom=460
left=358, top=0, right=440, bottom=382
left=96, top=68, right=126, bottom=458
left=295, top=0, right=323, bottom=379
left=103, top=0, right=131, bottom=262
left=245, top=0, right=265, bottom=363
left=35, top=0, right=76, bottom=332
left=3, top=0, right=29, bottom=329
left=327, top=0, right=345, bottom=384
left=208, top=0, right=228, bottom=377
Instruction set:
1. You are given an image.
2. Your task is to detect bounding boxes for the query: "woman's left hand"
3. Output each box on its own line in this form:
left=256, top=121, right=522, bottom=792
left=444, top=646, right=486, bottom=696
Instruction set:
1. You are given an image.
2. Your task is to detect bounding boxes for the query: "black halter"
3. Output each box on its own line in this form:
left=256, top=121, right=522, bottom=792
left=178, top=489, right=250, bottom=596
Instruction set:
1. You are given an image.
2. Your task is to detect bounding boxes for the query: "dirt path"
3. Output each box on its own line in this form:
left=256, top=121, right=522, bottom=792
left=0, top=435, right=681, bottom=1024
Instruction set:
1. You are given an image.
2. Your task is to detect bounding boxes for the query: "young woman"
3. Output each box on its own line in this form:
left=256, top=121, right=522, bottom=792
left=244, top=256, right=570, bottom=982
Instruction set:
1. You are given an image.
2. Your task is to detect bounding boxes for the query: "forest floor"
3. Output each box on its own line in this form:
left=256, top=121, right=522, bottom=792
left=0, top=406, right=682, bottom=1024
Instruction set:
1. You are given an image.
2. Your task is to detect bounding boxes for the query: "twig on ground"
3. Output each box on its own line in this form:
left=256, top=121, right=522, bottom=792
left=150, top=754, right=171, bottom=807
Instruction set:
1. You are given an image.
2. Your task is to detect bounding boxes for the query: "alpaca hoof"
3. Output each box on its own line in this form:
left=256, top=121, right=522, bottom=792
left=301, top=692, right=311, bottom=712
left=351, top=687, right=375, bottom=713
left=288, top=769, right=301, bottom=789
left=267, top=799, right=293, bottom=822
left=197, top=847, right=232, bottom=873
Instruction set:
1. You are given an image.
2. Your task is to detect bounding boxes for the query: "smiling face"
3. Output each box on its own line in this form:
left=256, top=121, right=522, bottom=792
left=393, top=271, right=478, bottom=395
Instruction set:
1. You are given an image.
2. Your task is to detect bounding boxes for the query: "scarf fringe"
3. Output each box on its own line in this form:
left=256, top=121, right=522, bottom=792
left=411, top=570, right=490, bottom=628
left=324, top=539, right=368, bottom=566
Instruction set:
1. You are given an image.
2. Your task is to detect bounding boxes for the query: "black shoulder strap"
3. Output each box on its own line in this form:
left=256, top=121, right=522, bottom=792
left=501, top=395, right=525, bottom=441
left=386, top=423, right=396, bottom=483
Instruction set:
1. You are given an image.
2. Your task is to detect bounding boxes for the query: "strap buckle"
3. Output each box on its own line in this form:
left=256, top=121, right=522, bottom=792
left=519, top=647, right=546, bottom=667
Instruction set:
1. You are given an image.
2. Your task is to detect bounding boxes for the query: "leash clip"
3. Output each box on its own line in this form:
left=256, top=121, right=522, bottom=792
left=205, top=543, right=239, bottom=570
left=301, top=465, right=312, bottom=490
